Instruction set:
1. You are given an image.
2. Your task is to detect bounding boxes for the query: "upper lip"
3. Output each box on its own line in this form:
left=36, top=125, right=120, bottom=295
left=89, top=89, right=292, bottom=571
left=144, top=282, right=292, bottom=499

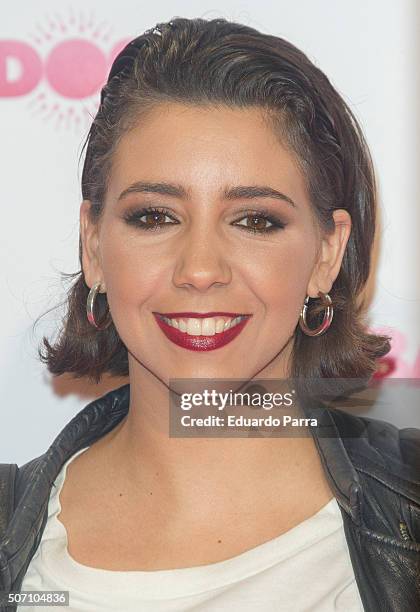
left=153, top=312, right=251, bottom=318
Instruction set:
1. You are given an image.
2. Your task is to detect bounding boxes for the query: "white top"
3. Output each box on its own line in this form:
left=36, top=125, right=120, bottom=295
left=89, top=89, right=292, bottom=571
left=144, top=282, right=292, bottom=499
left=19, top=446, right=364, bottom=611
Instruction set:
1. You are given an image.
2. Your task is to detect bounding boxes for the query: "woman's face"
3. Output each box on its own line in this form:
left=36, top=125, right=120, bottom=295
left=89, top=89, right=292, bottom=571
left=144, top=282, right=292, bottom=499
left=81, top=103, right=349, bottom=382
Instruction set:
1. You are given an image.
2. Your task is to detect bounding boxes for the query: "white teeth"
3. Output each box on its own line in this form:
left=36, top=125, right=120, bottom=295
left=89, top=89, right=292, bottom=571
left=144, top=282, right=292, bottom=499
left=201, top=318, right=216, bottom=336
left=161, top=315, right=245, bottom=336
left=187, top=318, right=202, bottom=335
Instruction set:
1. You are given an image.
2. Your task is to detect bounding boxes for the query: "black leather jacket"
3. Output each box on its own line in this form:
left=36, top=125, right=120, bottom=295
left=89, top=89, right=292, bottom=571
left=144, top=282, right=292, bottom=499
left=0, top=383, right=419, bottom=611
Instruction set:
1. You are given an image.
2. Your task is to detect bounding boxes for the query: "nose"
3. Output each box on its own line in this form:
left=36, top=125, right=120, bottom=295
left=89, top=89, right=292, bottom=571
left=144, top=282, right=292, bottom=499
left=172, top=225, right=232, bottom=292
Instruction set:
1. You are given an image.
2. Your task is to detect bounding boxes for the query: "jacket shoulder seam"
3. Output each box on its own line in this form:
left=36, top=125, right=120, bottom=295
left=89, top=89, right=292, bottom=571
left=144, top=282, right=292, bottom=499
left=351, top=454, right=420, bottom=505
left=351, top=521, right=420, bottom=552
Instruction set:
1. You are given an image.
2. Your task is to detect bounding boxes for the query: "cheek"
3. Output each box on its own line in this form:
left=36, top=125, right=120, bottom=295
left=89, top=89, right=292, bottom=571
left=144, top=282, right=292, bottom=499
left=98, top=225, right=165, bottom=310
left=244, top=232, right=317, bottom=320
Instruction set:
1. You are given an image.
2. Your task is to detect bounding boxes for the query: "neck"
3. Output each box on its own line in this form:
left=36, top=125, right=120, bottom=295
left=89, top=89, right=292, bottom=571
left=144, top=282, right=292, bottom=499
left=99, top=360, right=333, bottom=515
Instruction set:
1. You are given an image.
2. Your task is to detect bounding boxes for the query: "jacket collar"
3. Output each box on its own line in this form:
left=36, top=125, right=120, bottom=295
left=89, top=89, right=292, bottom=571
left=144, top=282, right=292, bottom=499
left=0, top=383, right=361, bottom=591
left=302, top=400, right=363, bottom=524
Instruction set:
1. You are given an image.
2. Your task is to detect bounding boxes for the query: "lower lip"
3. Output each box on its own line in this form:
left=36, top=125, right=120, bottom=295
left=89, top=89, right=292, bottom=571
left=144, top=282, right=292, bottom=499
left=153, top=315, right=251, bottom=351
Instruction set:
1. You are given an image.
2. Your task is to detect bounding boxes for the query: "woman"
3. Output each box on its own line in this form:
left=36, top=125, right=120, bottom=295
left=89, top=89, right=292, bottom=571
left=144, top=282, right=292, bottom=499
left=0, top=16, right=418, bottom=612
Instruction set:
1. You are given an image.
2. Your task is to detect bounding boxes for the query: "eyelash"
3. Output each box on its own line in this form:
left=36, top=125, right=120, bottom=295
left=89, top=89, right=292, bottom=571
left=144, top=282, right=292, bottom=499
left=122, top=206, right=286, bottom=235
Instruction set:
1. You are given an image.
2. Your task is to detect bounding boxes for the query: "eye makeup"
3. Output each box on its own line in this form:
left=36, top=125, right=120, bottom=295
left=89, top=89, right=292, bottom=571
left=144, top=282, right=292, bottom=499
left=122, top=205, right=287, bottom=235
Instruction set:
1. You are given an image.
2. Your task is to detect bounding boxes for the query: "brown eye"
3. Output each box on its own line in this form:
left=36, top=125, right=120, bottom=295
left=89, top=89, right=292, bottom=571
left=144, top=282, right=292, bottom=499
left=143, top=211, right=167, bottom=227
left=123, top=206, right=179, bottom=231
left=244, top=216, right=272, bottom=231
left=232, top=211, right=286, bottom=234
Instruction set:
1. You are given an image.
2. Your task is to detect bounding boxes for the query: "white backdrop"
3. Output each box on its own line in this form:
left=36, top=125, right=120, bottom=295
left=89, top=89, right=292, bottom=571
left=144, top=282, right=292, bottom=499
left=1, top=0, right=419, bottom=464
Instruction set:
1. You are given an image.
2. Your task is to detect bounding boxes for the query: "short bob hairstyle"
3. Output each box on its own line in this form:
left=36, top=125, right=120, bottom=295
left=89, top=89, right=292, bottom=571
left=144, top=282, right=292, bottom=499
left=38, top=16, right=391, bottom=386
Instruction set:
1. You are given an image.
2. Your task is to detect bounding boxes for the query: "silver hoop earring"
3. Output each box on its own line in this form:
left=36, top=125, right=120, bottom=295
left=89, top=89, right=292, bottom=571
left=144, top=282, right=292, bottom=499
left=299, top=291, right=333, bottom=337
left=86, top=281, right=112, bottom=330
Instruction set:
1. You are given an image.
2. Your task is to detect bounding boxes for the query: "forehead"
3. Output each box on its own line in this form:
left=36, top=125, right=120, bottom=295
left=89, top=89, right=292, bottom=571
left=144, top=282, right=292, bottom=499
left=109, top=102, right=308, bottom=204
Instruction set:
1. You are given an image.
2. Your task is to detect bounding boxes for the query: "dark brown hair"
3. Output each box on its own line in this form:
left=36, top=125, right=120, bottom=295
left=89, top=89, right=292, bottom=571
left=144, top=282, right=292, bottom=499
left=37, top=16, right=391, bottom=385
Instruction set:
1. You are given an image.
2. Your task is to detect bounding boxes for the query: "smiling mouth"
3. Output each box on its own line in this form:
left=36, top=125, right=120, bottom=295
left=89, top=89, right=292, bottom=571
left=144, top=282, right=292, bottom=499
left=152, top=312, right=252, bottom=351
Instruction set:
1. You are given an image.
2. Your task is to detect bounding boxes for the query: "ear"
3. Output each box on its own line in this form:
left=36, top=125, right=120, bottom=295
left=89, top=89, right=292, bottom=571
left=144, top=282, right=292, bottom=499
left=306, top=209, right=352, bottom=297
left=79, top=200, right=106, bottom=292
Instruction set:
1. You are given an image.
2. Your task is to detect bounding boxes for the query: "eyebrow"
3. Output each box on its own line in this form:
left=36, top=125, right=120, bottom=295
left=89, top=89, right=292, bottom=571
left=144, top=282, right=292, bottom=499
left=117, top=181, right=297, bottom=208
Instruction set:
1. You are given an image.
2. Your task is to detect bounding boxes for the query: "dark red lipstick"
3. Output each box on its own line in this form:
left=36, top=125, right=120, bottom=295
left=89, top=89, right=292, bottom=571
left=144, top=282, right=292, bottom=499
left=152, top=312, right=252, bottom=351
